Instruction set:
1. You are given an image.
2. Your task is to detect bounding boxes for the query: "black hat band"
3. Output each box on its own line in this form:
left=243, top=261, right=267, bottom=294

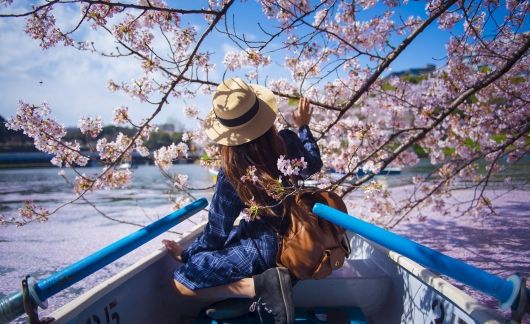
left=214, top=96, right=260, bottom=128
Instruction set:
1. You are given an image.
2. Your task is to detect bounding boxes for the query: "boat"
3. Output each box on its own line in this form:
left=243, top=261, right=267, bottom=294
left=116, top=162, right=139, bottom=170
left=0, top=199, right=527, bottom=323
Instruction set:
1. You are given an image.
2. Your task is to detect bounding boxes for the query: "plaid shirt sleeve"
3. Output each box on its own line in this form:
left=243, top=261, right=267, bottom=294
left=181, top=169, right=244, bottom=263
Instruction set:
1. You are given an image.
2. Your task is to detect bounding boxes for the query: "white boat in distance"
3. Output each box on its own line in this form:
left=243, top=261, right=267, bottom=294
left=48, top=224, right=505, bottom=323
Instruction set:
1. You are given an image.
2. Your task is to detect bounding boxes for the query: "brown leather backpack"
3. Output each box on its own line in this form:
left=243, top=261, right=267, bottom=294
left=276, top=190, right=351, bottom=280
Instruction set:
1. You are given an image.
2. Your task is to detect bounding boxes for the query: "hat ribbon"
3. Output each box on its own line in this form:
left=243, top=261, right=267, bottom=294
left=214, top=96, right=260, bottom=128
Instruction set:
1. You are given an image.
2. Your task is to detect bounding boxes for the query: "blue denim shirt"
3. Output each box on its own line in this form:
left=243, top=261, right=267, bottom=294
left=179, top=125, right=322, bottom=274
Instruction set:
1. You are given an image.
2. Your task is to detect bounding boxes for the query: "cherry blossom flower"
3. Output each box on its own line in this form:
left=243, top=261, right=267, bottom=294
left=78, top=116, right=103, bottom=138
left=240, top=166, right=258, bottom=184
left=173, top=173, right=189, bottom=190
left=18, top=201, right=50, bottom=222
left=184, top=106, right=199, bottom=118
left=223, top=52, right=243, bottom=71
left=154, top=142, right=189, bottom=170
left=113, top=107, right=129, bottom=125
left=95, top=167, right=133, bottom=190
left=172, top=197, right=191, bottom=210
left=277, top=155, right=308, bottom=176
left=6, top=102, right=88, bottom=167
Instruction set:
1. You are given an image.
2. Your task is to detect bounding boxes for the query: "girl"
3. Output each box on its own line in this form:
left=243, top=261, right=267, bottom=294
left=163, top=77, right=322, bottom=323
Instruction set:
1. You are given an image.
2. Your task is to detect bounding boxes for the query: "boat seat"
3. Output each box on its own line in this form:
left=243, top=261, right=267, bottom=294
left=196, top=306, right=368, bottom=323
left=293, top=259, right=392, bottom=316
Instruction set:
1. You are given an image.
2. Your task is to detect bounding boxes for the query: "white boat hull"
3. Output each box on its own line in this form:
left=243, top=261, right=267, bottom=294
left=49, top=223, right=505, bottom=323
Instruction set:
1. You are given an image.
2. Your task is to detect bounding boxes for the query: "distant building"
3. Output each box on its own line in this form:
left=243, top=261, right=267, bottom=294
left=158, top=123, right=175, bottom=133
left=387, top=64, right=436, bottom=78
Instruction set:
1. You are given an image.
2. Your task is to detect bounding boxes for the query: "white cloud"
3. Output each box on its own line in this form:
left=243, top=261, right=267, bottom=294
left=0, top=7, right=211, bottom=130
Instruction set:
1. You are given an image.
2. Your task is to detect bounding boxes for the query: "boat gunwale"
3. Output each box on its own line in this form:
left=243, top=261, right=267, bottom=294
left=50, top=222, right=505, bottom=323
left=366, top=237, right=505, bottom=323
left=49, top=222, right=207, bottom=322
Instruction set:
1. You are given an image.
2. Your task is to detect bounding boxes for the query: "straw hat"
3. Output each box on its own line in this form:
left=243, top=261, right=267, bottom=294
left=204, top=78, right=278, bottom=146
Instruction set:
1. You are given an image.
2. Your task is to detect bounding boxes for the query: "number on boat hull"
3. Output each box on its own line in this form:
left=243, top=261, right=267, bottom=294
left=84, top=300, right=119, bottom=324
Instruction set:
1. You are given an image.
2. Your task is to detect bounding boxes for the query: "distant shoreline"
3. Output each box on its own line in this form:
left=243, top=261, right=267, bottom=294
left=0, top=151, right=198, bottom=169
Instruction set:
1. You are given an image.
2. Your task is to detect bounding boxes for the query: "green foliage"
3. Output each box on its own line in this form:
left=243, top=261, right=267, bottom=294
left=381, top=82, right=397, bottom=91
left=288, top=98, right=299, bottom=106
left=412, top=144, right=428, bottom=157
left=145, top=130, right=182, bottom=150
left=478, top=65, right=491, bottom=73
left=400, top=74, right=428, bottom=84
left=463, top=138, right=481, bottom=151
left=466, top=95, right=479, bottom=104
left=0, top=115, right=35, bottom=151
left=491, top=134, right=507, bottom=144
left=510, top=76, right=526, bottom=84
left=442, top=147, right=456, bottom=156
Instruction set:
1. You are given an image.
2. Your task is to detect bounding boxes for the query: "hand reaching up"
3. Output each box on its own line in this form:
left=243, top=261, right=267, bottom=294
left=292, top=97, right=313, bottom=128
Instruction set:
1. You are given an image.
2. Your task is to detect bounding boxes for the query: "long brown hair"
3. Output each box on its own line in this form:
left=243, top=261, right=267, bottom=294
left=221, top=126, right=291, bottom=218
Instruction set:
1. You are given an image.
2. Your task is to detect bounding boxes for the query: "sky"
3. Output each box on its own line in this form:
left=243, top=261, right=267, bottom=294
left=0, top=1, right=526, bottom=129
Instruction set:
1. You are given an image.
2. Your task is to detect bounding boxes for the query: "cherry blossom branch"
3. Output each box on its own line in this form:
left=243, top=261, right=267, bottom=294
left=317, top=0, right=459, bottom=139
left=342, top=34, right=530, bottom=196
left=0, top=1, right=219, bottom=18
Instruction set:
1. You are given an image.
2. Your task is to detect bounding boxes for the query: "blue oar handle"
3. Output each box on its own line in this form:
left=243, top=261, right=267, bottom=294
left=312, top=203, right=529, bottom=312
left=0, top=198, right=207, bottom=323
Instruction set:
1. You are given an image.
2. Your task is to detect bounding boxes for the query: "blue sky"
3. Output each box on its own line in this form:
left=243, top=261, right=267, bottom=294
left=0, top=1, right=527, bottom=129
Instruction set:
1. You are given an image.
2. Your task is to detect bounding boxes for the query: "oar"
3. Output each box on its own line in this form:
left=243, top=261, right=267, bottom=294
left=313, top=203, right=529, bottom=318
left=0, top=198, right=208, bottom=324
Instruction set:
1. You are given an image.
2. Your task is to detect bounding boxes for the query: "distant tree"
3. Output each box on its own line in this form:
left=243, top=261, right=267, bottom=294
left=0, top=115, right=36, bottom=152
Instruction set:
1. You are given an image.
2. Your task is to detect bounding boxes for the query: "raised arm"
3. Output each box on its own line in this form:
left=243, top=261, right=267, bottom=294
left=279, top=97, right=323, bottom=179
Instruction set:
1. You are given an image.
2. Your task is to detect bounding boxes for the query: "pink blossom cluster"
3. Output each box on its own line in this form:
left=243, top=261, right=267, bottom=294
left=240, top=166, right=258, bottom=184
left=184, top=106, right=199, bottom=118
left=78, top=116, right=103, bottom=138
left=96, top=133, right=132, bottom=162
left=223, top=49, right=271, bottom=71
left=173, top=27, right=197, bottom=60
left=24, top=6, right=72, bottom=49
left=173, top=173, right=189, bottom=190
left=277, top=155, right=308, bottom=176
left=82, top=2, right=123, bottom=28
left=120, top=76, right=154, bottom=102
left=97, top=167, right=133, bottom=190
left=6, top=102, right=89, bottom=167
left=153, top=143, right=189, bottom=171
left=17, top=200, right=50, bottom=222
left=438, top=11, right=463, bottom=30
left=284, top=57, right=321, bottom=81
left=258, top=0, right=311, bottom=24
left=172, top=197, right=191, bottom=210
left=137, top=0, right=180, bottom=31
left=73, top=168, right=133, bottom=194
left=195, top=53, right=216, bottom=73
left=112, top=106, right=130, bottom=125
left=199, top=143, right=221, bottom=168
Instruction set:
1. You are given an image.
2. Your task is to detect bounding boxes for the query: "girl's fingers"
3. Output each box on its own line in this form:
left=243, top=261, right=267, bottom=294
left=300, top=97, right=309, bottom=113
